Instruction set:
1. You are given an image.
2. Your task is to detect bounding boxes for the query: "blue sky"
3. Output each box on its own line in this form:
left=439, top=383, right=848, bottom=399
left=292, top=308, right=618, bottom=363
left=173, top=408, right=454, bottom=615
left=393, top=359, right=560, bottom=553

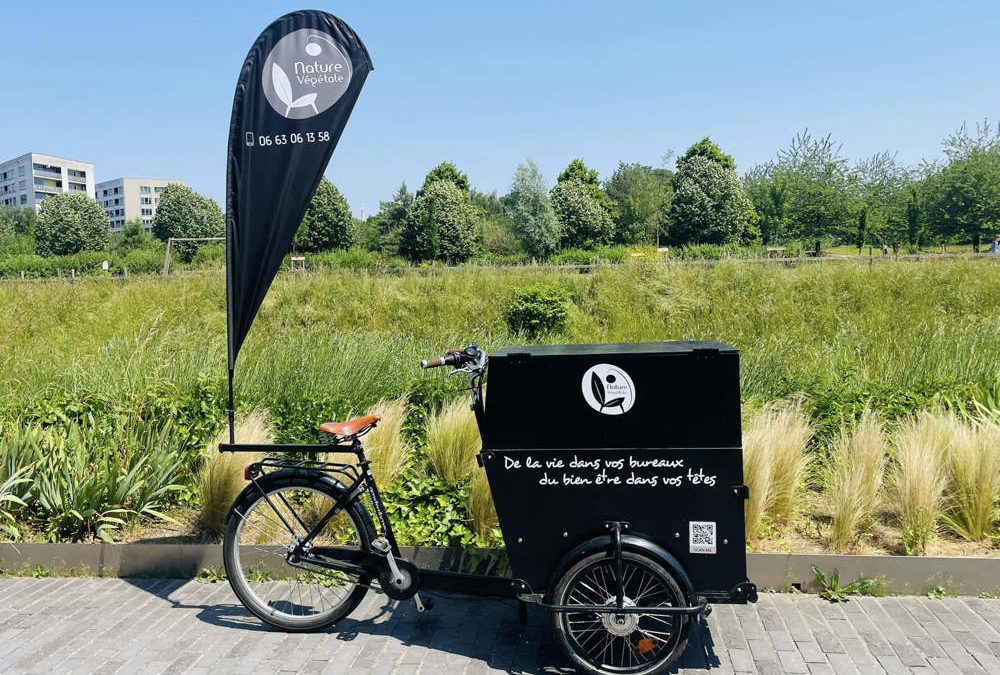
left=2, top=1, right=998, bottom=215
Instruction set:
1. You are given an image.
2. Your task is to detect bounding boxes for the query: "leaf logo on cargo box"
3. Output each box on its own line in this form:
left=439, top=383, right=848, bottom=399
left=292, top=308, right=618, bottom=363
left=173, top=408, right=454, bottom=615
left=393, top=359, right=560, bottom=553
left=582, top=364, right=635, bottom=415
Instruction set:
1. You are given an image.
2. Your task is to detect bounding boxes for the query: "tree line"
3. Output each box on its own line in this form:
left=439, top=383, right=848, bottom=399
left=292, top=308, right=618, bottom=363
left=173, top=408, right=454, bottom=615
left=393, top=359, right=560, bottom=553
left=3, top=120, right=1000, bottom=263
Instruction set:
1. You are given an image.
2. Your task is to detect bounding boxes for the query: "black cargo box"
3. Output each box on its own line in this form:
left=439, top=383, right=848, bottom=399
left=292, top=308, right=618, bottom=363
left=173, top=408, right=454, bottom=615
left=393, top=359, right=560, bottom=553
left=482, top=341, right=741, bottom=450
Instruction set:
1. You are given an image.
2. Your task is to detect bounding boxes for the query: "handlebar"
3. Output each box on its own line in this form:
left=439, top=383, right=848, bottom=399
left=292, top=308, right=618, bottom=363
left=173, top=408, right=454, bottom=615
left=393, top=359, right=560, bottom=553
left=420, top=343, right=483, bottom=369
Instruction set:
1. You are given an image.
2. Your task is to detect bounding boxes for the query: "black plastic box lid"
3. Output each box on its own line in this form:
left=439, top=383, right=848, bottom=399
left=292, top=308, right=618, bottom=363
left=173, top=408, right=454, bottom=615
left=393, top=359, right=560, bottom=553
left=492, top=340, right=738, bottom=358
left=483, top=340, right=741, bottom=450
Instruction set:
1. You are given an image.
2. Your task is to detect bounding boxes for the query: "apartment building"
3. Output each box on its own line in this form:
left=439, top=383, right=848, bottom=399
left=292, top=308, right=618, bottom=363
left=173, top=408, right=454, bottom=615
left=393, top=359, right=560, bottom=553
left=0, top=152, right=95, bottom=209
left=95, top=177, right=186, bottom=231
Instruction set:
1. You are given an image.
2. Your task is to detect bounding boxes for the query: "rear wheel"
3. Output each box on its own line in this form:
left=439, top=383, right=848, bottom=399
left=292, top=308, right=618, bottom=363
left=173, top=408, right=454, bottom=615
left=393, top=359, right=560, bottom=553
left=222, top=473, right=376, bottom=631
left=551, top=550, right=689, bottom=675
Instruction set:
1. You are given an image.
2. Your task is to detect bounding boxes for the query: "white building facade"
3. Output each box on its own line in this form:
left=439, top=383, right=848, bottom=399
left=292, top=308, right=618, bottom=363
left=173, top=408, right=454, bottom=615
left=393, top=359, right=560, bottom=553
left=95, top=177, right=186, bottom=232
left=0, top=152, right=95, bottom=209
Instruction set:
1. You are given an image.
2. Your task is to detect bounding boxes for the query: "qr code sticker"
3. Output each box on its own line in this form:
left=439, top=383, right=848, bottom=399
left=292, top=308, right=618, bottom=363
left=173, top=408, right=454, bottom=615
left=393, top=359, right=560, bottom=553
left=689, top=521, right=716, bottom=554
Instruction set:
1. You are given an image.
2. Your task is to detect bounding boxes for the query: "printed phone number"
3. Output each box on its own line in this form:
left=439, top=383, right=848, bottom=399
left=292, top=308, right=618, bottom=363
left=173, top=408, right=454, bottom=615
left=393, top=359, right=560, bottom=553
left=245, top=131, right=330, bottom=147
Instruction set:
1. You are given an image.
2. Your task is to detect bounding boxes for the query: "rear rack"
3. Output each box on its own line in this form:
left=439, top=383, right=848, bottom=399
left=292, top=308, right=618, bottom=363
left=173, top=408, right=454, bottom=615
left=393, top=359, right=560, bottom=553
left=252, top=455, right=363, bottom=484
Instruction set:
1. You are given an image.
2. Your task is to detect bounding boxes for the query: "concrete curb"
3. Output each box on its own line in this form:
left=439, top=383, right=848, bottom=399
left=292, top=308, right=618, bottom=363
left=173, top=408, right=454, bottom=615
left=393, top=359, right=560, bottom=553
left=2, top=543, right=997, bottom=595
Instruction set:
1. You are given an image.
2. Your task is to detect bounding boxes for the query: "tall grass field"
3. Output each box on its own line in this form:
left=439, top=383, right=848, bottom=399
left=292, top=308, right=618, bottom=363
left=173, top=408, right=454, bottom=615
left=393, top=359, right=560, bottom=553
left=2, top=257, right=999, bottom=547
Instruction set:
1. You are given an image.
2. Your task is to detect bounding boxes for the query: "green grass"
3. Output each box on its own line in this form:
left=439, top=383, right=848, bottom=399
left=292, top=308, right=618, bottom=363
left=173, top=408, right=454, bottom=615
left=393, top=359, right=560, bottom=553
left=2, top=258, right=999, bottom=420
left=3, top=257, right=1000, bottom=544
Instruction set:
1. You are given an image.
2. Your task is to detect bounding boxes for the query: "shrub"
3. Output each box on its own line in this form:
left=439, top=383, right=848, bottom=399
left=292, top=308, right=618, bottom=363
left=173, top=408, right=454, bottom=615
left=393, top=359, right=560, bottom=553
left=34, top=193, right=110, bottom=256
left=891, top=411, right=951, bottom=555
left=943, top=418, right=1000, bottom=541
left=0, top=467, right=30, bottom=540
left=24, top=421, right=189, bottom=542
left=504, top=286, right=571, bottom=337
left=825, top=409, right=886, bottom=551
left=550, top=245, right=631, bottom=266
left=196, top=411, right=273, bottom=538
left=186, top=244, right=225, bottom=269
left=425, top=398, right=480, bottom=483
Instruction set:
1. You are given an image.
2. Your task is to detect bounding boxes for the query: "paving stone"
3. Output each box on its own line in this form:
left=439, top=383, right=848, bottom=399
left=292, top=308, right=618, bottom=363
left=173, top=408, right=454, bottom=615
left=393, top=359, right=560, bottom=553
left=6, top=580, right=1000, bottom=673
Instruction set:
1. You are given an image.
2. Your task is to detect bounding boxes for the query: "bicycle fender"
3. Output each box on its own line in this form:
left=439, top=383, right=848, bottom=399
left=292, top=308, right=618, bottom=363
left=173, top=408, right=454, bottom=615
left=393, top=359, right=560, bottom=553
left=547, top=534, right=697, bottom=606
left=226, top=468, right=353, bottom=522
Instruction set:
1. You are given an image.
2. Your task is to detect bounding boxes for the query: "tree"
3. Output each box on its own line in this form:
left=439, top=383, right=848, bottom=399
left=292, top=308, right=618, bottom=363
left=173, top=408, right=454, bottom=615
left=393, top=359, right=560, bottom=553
left=556, top=159, right=616, bottom=217
left=550, top=179, right=615, bottom=249
left=505, top=160, right=560, bottom=258
left=747, top=131, right=854, bottom=251
left=371, top=182, right=413, bottom=255
left=923, top=121, right=1000, bottom=251
left=668, top=141, right=758, bottom=246
left=293, top=178, right=352, bottom=252
left=420, top=162, right=469, bottom=194
left=679, top=137, right=736, bottom=171
left=743, top=163, right=789, bottom=244
left=402, top=180, right=480, bottom=263
left=33, top=193, right=110, bottom=256
left=851, top=152, right=909, bottom=250
left=151, top=184, right=224, bottom=241
left=118, top=219, right=158, bottom=250
left=603, top=162, right=673, bottom=245
left=0, top=205, right=36, bottom=236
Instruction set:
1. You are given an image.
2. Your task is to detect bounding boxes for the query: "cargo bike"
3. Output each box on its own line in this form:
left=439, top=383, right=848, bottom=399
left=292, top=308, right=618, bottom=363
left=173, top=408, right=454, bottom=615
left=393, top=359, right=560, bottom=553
left=220, top=341, right=757, bottom=675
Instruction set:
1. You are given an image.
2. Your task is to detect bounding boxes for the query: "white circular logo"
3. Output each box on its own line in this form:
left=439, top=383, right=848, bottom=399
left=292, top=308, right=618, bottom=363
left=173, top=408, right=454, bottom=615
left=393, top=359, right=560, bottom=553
left=262, top=29, right=353, bottom=119
left=581, top=363, right=636, bottom=415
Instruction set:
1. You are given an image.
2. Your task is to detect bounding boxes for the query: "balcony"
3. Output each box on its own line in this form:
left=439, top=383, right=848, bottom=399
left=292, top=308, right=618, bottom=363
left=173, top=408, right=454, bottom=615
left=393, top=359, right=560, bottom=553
left=35, top=183, right=61, bottom=194
left=33, top=168, right=63, bottom=180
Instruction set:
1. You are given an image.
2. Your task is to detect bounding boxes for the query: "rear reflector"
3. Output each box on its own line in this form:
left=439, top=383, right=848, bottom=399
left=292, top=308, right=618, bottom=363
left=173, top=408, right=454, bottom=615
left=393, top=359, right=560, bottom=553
left=244, top=465, right=252, bottom=480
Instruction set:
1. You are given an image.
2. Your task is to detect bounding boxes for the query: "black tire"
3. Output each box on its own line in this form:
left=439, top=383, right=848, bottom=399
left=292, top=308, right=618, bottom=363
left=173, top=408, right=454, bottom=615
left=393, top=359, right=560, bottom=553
left=222, top=472, right=377, bottom=631
left=551, top=550, right=690, bottom=675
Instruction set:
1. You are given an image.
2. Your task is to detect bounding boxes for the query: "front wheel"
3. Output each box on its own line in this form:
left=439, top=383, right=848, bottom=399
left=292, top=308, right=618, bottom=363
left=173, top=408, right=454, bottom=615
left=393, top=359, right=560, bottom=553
left=551, top=550, right=690, bottom=675
left=222, top=472, right=377, bottom=631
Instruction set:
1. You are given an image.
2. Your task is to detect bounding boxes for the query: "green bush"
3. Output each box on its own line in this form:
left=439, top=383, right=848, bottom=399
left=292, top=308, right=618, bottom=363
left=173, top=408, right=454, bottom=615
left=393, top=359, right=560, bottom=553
left=308, top=248, right=402, bottom=270
left=34, top=193, right=110, bottom=257
left=504, top=286, right=571, bottom=336
left=186, top=244, right=225, bottom=270
left=551, top=245, right=630, bottom=265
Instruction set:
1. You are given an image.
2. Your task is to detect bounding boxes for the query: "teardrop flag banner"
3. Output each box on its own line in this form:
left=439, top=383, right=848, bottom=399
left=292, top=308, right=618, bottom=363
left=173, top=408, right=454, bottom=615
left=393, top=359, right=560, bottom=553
left=225, top=11, right=372, bottom=434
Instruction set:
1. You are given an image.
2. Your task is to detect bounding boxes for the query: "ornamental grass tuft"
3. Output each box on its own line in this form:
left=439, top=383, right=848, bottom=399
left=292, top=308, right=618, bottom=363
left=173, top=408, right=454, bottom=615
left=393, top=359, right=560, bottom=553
left=891, top=410, right=951, bottom=555
left=196, top=410, right=273, bottom=538
left=426, top=398, right=481, bottom=484
left=825, top=409, right=886, bottom=551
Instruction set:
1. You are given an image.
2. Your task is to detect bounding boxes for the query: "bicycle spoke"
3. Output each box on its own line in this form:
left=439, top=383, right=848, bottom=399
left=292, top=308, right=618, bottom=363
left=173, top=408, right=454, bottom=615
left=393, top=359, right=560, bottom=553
left=561, top=556, right=683, bottom=673
left=230, top=484, right=365, bottom=625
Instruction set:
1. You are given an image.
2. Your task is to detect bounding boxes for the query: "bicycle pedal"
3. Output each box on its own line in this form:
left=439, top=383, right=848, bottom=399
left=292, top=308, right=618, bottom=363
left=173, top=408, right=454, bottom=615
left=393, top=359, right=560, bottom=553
left=372, top=537, right=391, bottom=554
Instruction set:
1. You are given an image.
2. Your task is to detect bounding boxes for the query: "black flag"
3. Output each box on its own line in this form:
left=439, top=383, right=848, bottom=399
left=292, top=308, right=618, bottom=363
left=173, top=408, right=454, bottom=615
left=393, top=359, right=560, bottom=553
left=226, top=10, right=372, bottom=370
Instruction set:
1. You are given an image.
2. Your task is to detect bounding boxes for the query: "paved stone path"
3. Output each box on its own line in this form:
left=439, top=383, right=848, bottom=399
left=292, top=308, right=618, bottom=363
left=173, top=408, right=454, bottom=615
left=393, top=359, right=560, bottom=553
left=3, top=578, right=1000, bottom=674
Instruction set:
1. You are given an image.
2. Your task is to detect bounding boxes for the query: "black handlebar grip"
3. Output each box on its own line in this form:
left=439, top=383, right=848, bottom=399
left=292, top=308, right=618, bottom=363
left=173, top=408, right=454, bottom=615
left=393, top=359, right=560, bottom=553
left=421, top=356, right=446, bottom=369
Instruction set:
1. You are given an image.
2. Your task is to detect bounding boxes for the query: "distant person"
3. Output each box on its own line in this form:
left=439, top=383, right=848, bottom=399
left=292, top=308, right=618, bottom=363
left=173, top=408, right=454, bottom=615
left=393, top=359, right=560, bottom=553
left=991, top=234, right=1000, bottom=254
